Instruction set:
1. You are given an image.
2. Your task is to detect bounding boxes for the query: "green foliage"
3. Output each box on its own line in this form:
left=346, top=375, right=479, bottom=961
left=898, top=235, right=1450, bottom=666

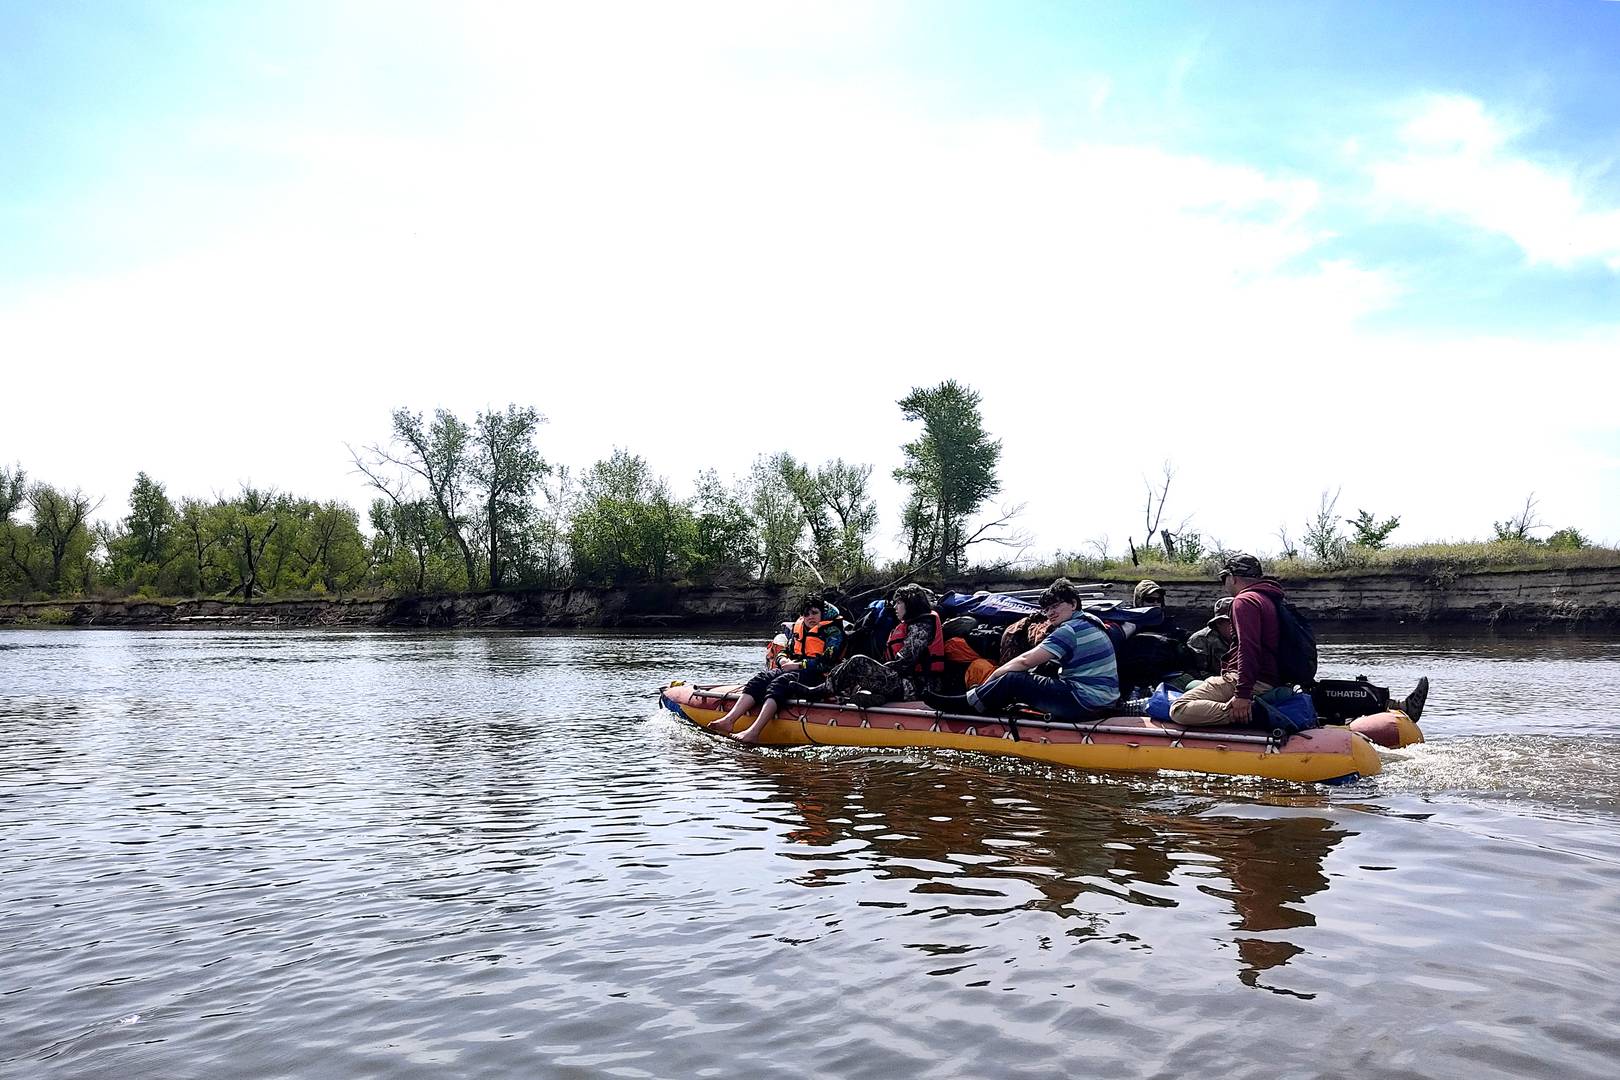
left=1302, top=489, right=1348, bottom=566
left=748, top=454, right=807, bottom=581
left=369, top=497, right=463, bottom=594
left=1347, top=508, right=1401, bottom=550
left=105, top=472, right=180, bottom=591
left=895, top=381, right=1002, bottom=577
left=569, top=449, right=695, bottom=585
left=686, top=470, right=758, bottom=584
left=9, top=484, right=102, bottom=595
left=217, top=486, right=292, bottom=601
left=384, top=408, right=480, bottom=588
left=471, top=404, right=548, bottom=589
left=1545, top=527, right=1589, bottom=552
left=1172, top=531, right=1206, bottom=564
left=0, top=464, right=25, bottom=525
left=531, top=466, right=574, bottom=587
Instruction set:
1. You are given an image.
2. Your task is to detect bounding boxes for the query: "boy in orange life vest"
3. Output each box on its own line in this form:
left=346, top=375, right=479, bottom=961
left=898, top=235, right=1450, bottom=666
left=824, top=583, right=946, bottom=707
left=709, top=597, right=844, bottom=743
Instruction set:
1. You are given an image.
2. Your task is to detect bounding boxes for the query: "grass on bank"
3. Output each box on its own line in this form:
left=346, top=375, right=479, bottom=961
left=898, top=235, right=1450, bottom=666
left=7, top=541, right=1618, bottom=610
left=1017, top=540, right=1620, bottom=586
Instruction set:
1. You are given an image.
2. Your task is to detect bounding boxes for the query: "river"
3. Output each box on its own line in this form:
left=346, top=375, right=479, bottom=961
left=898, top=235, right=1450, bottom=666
left=2, top=627, right=1618, bottom=1079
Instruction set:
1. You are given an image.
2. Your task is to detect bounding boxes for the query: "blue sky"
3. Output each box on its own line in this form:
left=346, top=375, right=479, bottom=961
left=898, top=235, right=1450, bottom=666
left=3, top=1, right=1618, bottom=554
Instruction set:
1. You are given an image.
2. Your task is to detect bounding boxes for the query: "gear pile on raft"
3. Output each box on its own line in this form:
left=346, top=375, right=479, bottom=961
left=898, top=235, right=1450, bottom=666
left=659, top=554, right=1430, bottom=784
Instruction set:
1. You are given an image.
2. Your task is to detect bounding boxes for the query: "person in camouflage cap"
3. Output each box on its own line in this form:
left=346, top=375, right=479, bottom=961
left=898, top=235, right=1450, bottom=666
left=1132, top=580, right=1166, bottom=608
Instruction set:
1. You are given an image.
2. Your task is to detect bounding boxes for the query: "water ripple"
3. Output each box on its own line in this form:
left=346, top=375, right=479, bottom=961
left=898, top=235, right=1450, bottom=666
left=2, top=627, right=1619, bottom=1079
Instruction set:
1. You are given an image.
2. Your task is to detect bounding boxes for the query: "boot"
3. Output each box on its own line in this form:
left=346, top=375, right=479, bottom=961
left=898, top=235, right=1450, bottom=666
left=1398, top=676, right=1430, bottom=723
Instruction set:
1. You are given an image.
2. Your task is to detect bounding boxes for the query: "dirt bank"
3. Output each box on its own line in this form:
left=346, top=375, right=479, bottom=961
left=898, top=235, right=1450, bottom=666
left=3, top=566, right=1617, bottom=630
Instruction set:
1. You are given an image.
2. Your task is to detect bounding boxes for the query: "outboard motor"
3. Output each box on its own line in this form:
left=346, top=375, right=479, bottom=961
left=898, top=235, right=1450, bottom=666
left=1311, top=677, right=1390, bottom=724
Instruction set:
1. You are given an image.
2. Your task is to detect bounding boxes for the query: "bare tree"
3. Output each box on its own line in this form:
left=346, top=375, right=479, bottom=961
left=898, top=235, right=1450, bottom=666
left=1275, top=524, right=1299, bottom=560
left=1492, top=493, right=1545, bottom=542
left=1141, top=462, right=1174, bottom=557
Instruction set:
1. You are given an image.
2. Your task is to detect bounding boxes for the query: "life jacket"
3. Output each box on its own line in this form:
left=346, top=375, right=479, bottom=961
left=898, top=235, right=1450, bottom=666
left=885, top=611, right=947, bottom=677
left=789, top=617, right=839, bottom=662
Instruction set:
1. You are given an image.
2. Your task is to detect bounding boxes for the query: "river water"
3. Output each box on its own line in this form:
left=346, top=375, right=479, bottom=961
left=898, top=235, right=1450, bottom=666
left=2, top=627, right=1618, bottom=1079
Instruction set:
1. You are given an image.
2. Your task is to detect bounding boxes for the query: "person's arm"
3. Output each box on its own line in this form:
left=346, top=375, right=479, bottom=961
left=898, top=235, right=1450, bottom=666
left=887, top=621, right=932, bottom=668
left=989, top=635, right=1063, bottom=679
left=1230, top=595, right=1263, bottom=699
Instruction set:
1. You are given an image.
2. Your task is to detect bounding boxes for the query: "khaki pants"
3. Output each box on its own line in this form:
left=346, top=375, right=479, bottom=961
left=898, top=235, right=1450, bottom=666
left=1169, top=674, right=1275, bottom=727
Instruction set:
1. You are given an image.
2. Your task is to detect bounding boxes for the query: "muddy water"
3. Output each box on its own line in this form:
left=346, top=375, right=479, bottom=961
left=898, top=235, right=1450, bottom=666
left=2, top=628, right=1618, bottom=1079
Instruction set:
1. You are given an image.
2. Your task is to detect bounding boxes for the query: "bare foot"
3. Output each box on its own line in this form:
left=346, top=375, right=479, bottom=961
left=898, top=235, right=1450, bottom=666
left=732, top=728, right=762, bottom=745
left=705, top=718, right=736, bottom=735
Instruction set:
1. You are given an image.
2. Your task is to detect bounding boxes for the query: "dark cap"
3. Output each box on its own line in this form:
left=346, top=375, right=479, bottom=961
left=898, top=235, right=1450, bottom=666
left=1219, top=553, right=1264, bottom=580
left=1212, top=596, right=1234, bottom=616
left=1132, top=579, right=1165, bottom=606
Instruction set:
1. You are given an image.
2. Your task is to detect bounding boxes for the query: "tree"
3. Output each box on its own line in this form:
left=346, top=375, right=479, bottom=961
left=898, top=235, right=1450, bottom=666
left=747, top=454, right=807, bottom=581
left=1302, top=488, right=1348, bottom=563
left=221, top=486, right=288, bottom=601
left=1347, top=508, right=1401, bottom=550
left=369, top=497, right=449, bottom=594
left=106, top=472, right=180, bottom=591
left=686, top=469, right=758, bottom=584
left=894, top=381, right=1003, bottom=577
left=1274, top=524, right=1300, bottom=560
left=532, top=466, right=574, bottom=587
left=780, top=457, right=878, bottom=585
left=290, top=500, right=369, bottom=595
left=26, top=484, right=101, bottom=592
left=0, top=464, right=24, bottom=525
left=1139, top=462, right=1178, bottom=560
left=175, top=497, right=227, bottom=595
left=353, top=409, right=478, bottom=590
left=570, top=449, right=694, bottom=585
left=1545, top=527, right=1589, bottom=551
left=470, top=405, right=548, bottom=590
left=1492, top=493, right=1545, bottom=543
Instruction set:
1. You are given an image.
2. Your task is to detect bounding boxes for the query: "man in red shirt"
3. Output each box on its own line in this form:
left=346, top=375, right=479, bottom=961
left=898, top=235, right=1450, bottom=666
left=1169, top=553, right=1281, bottom=726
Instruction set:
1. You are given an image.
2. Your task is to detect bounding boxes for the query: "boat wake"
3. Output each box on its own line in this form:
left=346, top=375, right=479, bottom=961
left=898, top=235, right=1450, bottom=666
left=1374, top=734, right=1620, bottom=812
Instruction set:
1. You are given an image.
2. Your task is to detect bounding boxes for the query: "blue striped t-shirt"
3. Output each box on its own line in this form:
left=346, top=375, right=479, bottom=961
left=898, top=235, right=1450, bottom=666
left=1039, top=614, right=1120, bottom=707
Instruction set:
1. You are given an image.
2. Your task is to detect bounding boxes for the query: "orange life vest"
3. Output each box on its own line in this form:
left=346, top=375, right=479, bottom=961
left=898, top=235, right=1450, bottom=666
left=886, top=611, right=946, bottom=677
left=790, top=617, right=838, bottom=662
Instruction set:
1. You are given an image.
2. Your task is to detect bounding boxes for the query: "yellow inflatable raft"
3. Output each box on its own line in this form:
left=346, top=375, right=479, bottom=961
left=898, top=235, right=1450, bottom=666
left=659, top=681, right=1403, bottom=784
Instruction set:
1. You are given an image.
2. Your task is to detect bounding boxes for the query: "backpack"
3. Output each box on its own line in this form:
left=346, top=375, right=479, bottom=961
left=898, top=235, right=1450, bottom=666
left=1255, top=685, right=1320, bottom=736
left=1271, top=595, right=1318, bottom=688
left=1116, top=632, right=1195, bottom=696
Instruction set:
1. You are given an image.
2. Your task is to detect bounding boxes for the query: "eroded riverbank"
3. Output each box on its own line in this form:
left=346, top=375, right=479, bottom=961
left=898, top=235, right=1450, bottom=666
left=3, top=565, right=1618, bottom=629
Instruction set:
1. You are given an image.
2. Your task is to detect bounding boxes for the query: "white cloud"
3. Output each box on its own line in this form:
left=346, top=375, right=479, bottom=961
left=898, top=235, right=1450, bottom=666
left=3, top=20, right=1617, bottom=554
left=1371, top=94, right=1620, bottom=269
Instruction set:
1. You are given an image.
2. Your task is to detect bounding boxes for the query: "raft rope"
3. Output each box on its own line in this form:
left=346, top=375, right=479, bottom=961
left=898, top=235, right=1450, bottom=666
left=685, top=688, right=1282, bottom=748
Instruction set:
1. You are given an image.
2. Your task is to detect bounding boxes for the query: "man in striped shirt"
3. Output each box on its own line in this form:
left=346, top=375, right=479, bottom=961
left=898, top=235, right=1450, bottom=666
left=923, top=578, right=1120, bottom=720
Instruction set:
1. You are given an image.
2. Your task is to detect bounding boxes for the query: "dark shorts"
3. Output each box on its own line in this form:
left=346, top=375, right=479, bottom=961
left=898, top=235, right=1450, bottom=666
left=742, top=670, right=825, bottom=706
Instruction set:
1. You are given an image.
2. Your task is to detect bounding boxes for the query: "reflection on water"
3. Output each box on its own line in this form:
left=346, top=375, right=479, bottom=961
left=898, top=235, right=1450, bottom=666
left=742, top=750, right=1347, bottom=996
left=2, top=627, right=1619, bottom=1080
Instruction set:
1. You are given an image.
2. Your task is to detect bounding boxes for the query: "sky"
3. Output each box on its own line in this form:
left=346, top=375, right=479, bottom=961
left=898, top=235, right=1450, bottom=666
left=4, top=0, right=1619, bottom=561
